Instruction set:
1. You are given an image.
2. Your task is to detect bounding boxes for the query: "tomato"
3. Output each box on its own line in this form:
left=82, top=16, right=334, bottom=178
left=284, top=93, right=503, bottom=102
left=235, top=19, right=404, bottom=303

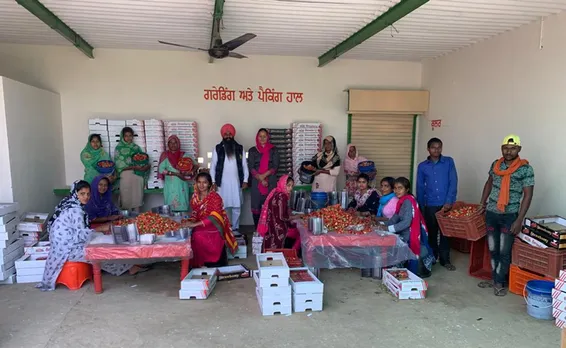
left=303, top=204, right=374, bottom=235
left=135, top=212, right=181, bottom=235
left=290, top=270, right=313, bottom=282
left=447, top=206, right=479, bottom=218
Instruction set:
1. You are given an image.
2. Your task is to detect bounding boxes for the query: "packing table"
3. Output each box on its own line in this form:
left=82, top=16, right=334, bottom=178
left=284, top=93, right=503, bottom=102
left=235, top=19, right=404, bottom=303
left=85, top=239, right=192, bottom=294
left=296, top=221, right=414, bottom=271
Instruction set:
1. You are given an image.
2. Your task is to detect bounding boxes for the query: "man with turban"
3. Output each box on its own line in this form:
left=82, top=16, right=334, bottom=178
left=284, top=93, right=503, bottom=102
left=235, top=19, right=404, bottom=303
left=210, top=123, right=249, bottom=235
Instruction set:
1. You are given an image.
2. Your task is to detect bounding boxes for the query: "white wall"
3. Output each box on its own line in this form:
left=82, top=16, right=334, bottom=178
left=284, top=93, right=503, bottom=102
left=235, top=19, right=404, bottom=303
left=0, top=44, right=422, bottom=223
left=0, top=80, right=13, bottom=203
left=420, top=11, right=566, bottom=216
left=0, top=77, right=65, bottom=213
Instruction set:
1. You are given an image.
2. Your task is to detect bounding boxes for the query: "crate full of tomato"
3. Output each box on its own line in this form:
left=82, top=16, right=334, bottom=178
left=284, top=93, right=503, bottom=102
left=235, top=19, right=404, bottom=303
left=435, top=201, right=486, bottom=241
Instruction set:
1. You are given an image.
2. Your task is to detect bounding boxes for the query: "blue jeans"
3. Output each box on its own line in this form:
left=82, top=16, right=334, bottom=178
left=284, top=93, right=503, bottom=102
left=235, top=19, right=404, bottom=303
left=485, top=211, right=518, bottom=285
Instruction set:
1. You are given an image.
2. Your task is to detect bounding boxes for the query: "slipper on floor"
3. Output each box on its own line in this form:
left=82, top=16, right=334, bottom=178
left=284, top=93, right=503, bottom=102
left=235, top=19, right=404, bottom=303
left=494, top=286, right=508, bottom=297
left=478, top=281, right=494, bottom=288
left=443, top=263, right=456, bottom=271
left=129, top=266, right=151, bottom=275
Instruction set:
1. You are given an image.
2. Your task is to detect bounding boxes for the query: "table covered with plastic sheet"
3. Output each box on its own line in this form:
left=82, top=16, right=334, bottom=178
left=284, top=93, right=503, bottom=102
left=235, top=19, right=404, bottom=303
left=296, top=221, right=415, bottom=270
left=85, top=238, right=192, bottom=294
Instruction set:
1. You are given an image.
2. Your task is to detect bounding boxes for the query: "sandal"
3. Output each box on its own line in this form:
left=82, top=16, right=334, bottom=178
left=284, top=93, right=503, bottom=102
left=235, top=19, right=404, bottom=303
left=443, top=263, right=456, bottom=271
left=478, top=281, right=494, bottom=288
left=494, top=284, right=507, bottom=297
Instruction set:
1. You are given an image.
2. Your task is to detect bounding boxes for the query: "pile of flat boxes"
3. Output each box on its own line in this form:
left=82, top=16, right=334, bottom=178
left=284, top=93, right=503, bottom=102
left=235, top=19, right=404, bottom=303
left=0, top=203, right=22, bottom=284
left=144, top=119, right=165, bottom=189
left=291, top=123, right=322, bottom=184
left=254, top=252, right=324, bottom=316
left=179, top=268, right=217, bottom=300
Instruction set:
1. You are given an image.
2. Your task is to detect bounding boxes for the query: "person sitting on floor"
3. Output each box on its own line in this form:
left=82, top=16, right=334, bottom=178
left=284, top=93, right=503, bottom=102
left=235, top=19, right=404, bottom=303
left=348, top=173, right=379, bottom=216
left=183, top=172, right=238, bottom=268
left=36, top=180, right=147, bottom=292
left=257, top=175, right=301, bottom=252
left=377, top=177, right=435, bottom=278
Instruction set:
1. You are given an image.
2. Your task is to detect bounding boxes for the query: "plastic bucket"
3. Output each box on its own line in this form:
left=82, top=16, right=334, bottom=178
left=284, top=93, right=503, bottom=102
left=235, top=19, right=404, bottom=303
left=524, top=280, right=553, bottom=320
left=310, top=192, right=328, bottom=210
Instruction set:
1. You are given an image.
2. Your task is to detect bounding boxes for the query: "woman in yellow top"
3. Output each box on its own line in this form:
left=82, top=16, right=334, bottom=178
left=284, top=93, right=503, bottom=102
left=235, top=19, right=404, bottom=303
left=80, top=134, right=112, bottom=184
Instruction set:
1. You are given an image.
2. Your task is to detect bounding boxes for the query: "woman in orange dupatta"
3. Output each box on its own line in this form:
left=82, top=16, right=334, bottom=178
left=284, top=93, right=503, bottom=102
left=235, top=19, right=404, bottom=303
left=184, top=172, right=238, bottom=267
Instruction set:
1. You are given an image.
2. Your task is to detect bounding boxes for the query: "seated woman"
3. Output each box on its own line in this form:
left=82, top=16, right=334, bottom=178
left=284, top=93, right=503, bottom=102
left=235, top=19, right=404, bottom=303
left=80, top=134, right=113, bottom=184
left=378, top=177, right=435, bottom=278
left=257, top=175, right=301, bottom=251
left=36, top=181, right=146, bottom=292
left=183, top=172, right=238, bottom=268
left=348, top=173, right=379, bottom=216
left=85, top=175, right=122, bottom=226
left=376, top=177, right=398, bottom=220
left=114, top=127, right=150, bottom=212
left=158, top=135, right=197, bottom=212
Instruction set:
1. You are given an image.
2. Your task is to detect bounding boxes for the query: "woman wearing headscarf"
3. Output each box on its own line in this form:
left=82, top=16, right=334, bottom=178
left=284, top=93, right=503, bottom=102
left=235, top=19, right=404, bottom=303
left=311, top=135, right=341, bottom=192
left=84, top=175, right=121, bottom=225
left=247, top=128, right=280, bottom=227
left=36, top=181, right=144, bottom=292
left=344, top=144, right=367, bottom=196
left=114, top=127, right=149, bottom=211
left=348, top=173, right=379, bottom=216
left=81, top=134, right=113, bottom=184
left=158, top=135, right=197, bottom=212
left=257, top=175, right=301, bottom=251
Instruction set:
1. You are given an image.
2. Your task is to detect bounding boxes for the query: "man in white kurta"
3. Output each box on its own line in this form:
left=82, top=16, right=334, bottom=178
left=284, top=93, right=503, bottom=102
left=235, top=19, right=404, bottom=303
left=210, top=124, right=249, bottom=233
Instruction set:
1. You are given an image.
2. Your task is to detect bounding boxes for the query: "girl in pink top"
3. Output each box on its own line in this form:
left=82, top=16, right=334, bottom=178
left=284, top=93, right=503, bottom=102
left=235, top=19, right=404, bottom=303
left=376, top=177, right=398, bottom=220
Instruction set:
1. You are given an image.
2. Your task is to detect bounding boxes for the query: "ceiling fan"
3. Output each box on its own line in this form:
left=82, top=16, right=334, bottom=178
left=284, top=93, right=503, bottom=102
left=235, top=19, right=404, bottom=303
left=158, top=30, right=256, bottom=60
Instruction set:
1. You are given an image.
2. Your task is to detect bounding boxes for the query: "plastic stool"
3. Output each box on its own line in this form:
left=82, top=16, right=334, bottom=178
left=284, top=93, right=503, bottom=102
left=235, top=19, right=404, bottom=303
left=56, top=261, right=93, bottom=290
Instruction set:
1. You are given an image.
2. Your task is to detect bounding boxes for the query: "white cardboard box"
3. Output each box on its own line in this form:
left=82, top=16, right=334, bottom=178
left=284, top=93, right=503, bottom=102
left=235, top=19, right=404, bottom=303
left=292, top=292, right=323, bottom=312
left=0, top=211, right=18, bottom=225
left=289, top=268, right=324, bottom=294
left=181, top=268, right=218, bottom=291
left=16, top=274, right=43, bottom=283
left=0, top=238, right=24, bottom=258
left=179, top=289, right=211, bottom=300
left=384, top=277, right=426, bottom=300
left=256, top=252, right=290, bottom=281
left=0, top=228, right=18, bottom=243
left=24, top=241, right=51, bottom=254
left=17, top=213, right=49, bottom=232
left=253, top=270, right=291, bottom=297
left=383, top=268, right=427, bottom=292
left=88, top=118, right=108, bottom=125
left=255, top=287, right=292, bottom=316
left=0, top=203, right=19, bottom=217
left=15, top=253, right=48, bottom=269
left=0, top=217, right=19, bottom=233
left=0, top=265, right=15, bottom=281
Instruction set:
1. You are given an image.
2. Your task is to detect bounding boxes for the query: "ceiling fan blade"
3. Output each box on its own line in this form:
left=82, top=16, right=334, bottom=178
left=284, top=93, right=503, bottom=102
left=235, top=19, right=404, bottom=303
left=222, top=33, right=257, bottom=51
left=228, top=52, right=248, bottom=59
left=158, top=40, right=207, bottom=51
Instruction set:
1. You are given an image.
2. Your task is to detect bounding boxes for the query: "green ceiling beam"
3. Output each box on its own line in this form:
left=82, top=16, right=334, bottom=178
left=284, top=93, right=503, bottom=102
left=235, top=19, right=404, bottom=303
left=208, top=0, right=225, bottom=63
left=16, top=0, right=94, bottom=58
left=317, top=0, right=428, bottom=67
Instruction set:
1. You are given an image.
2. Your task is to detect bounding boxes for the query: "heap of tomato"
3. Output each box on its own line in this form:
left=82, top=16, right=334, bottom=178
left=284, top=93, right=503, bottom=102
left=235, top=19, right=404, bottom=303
left=112, top=218, right=135, bottom=226
left=136, top=212, right=180, bottom=235
left=178, top=157, right=194, bottom=172
left=304, top=205, right=374, bottom=235
left=290, top=270, right=313, bottom=282
left=447, top=206, right=478, bottom=218
left=98, top=160, right=114, bottom=168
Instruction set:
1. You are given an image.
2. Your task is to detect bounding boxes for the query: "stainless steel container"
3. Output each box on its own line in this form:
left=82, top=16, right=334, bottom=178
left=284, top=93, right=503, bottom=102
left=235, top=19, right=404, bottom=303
left=328, top=191, right=339, bottom=206
left=340, top=190, right=349, bottom=210
left=308, top=217, right=314, bottom=231
left=151, top=205, right=171, bottom=216
left=312, top=217, right=323, bottom=235
left=111, top=223, right=139, bottom=244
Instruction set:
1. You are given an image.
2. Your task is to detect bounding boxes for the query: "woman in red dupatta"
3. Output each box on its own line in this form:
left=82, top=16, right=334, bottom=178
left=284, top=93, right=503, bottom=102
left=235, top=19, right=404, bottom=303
left=184, top=172, right=238, bottom=267
left=257, top=175, right=301, bottom=251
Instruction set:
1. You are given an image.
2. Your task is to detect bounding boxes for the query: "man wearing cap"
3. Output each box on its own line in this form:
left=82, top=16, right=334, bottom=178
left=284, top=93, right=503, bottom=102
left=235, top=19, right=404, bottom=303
left=210, top=124, right=249, bottom=235
left=478, top=134, right=534, bottom=297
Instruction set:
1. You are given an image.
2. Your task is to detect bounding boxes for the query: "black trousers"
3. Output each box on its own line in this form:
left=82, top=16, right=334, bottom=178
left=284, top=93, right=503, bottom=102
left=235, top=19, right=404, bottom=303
left=423, top=206, right=451, bottom=265
left=253, top=213, right=260, bottom=229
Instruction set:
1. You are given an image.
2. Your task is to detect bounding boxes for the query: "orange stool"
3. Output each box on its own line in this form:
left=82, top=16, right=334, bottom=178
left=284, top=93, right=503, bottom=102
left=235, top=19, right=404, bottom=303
left=56, top=261, right=93, bottom=290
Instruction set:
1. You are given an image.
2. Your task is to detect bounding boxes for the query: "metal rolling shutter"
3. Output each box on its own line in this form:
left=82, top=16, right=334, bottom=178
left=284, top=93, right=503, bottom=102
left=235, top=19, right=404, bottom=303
left=350, top=114, right=414, bottom=180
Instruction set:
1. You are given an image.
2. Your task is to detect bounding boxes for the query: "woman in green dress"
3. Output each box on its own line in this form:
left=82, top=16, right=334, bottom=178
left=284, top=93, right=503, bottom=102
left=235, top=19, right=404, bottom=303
left=158, top=135, right=197, bottom=212
left=114, top=127, right=149, bottom=211
left=80, top=134, right=112, bottom=184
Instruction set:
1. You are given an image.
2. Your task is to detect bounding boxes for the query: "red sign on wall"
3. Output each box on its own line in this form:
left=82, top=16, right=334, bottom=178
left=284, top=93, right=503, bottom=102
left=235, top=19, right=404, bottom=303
left=204, top=86, right=304, bottom=103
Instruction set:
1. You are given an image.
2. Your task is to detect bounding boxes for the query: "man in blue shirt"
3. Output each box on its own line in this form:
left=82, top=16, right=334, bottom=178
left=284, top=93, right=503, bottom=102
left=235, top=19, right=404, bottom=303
left=417, top=138, right=458, bottom=271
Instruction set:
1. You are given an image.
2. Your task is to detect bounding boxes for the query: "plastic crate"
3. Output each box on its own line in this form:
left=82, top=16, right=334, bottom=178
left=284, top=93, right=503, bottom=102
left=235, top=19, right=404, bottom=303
left=512, top=238, right=566, bottom=278
left=449, top=237, right=472, bottom=253
left=435, top=201, right=487, bottom=241
left=264, top=248, right=303, bottom=268
left=468, top=236, right=491, bottom=280
left=508, top=264, right=553, bottom=296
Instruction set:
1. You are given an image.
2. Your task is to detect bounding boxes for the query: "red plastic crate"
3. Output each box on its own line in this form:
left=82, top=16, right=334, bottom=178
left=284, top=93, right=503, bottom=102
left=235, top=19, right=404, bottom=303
left=468, top=236, right=491, bottom=280
left=512, top=238, right=566, bottom=278
left=508, top=264, right=553, bottom=296
left=436, top=201, right=487, bottom=241
left=450, top=237, right=472, bottom=253
left=264, top=248, right=303, bottom=268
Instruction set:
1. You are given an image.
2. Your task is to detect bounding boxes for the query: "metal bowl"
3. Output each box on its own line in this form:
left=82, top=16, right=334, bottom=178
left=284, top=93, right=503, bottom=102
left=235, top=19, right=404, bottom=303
left=151, top=205, right=172, bottom=216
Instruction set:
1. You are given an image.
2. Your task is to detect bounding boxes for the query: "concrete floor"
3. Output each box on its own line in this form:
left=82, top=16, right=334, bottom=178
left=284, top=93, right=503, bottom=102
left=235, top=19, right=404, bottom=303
left=0, top=235, right=560, bottom=348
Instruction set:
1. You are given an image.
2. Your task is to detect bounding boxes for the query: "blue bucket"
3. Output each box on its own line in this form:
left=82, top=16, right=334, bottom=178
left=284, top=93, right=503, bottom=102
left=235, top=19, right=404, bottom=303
left=524, top=280, right=553, bottom=320
left=310, top=192, right=328, bottom=210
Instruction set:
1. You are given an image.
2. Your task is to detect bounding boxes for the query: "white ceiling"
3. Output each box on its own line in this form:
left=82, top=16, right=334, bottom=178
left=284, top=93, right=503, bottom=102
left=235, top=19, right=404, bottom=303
left=1, top=0, right=566, bottom=62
